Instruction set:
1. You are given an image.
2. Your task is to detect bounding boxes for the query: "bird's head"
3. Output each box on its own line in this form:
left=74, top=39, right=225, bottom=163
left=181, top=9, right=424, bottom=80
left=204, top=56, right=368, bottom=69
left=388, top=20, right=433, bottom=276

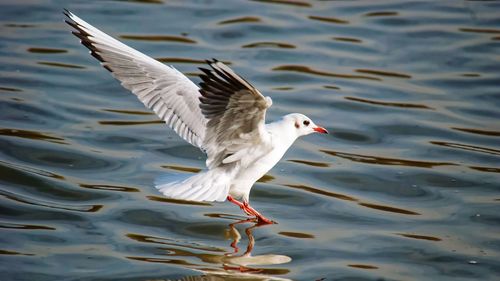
left=285, top=113, right=328, bottom=137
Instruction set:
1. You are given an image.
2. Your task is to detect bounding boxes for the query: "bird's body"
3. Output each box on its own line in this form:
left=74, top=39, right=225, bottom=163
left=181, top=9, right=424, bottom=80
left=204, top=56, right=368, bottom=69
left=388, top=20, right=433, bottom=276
left=156, top=114, right=309, bottom=204
left=65, top=10, right=327, bottom=223
left=218, top=116, right=299, bottom=202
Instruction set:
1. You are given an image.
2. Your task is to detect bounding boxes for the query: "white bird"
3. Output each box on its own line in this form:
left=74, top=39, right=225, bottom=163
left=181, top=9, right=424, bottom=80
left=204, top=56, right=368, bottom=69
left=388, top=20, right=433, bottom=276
left=65, top=10, right=328, bottom=224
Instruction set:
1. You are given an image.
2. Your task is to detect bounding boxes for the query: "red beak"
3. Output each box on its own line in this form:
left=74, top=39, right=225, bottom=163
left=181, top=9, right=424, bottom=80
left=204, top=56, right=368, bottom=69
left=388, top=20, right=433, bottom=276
left=313, top=127, right=328, bottom=134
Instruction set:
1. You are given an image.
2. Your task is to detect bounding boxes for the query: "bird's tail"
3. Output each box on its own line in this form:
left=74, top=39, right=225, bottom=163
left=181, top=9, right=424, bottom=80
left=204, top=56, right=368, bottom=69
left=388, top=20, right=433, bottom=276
left=154, top=168, right=232, bottom=202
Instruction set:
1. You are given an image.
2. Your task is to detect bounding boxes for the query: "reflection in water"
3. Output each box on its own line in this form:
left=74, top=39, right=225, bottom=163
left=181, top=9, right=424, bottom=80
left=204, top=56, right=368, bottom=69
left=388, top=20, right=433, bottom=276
left=278, top=231, right=314, bottom=239
left=0, top=160, right=65, bottom=180
left=332, top=37, right=362, bottom=43
left=308, top=15, right=349, bottom=25
left=358, top=202, right=420, bottom=215
left=126, top=219, right=291, bottom=279
left=285, top=184, right=357, bottom=201
left=430, top=141, right=500, bottom=156
left=288, top=159, right=329, bottom=167
left=98, top=120, right=163, bottom=126
left=272, top=65, right=380, bottom=81
left=285, top=182, right=420, bottom=216
left=37, top=61, right=85, bottom=69
left=396, top=233, right=441, bottom=241
left=1, top=190, right=103, bottom=213
left=27, top=47, right=67, bottom=54
left=323, top=85, right=340, bottom=90
left=242, top=42, right=296, bottom=49
left=469, top=166, right=500, bottom=174
left=355, top=69, right=411, bottom=79
left=102, top=108, right=153, bottom=115
left=4, top=23, right=36, bottom=28
left=113, top=0, right=164, bottom=4
left=79, top=183, right=140, bottom=193
left=348, top=264, right=378, bottom=269
left=251, top=0, right=311, bottom=8
left=364, top=11, right=399, bottom=17
left=120, top=35, right=196, bottom=44
left=451, top=127, right=500, bottom=137
left=272, top=86, right=294, bottom=91
left=0, top=249, right=34, bottom=256
left=0, top=128, right=67, bottom=145
left=0, top=222, right=55, bottom=230
left=458, top=28, right=500, bottom=34
left=460, top=73, right=481, bottom=77
left=218, top=16, right=262, bottom=25
left=0, top=86, right=22, bottom=92
left=321, top=149, right=457, bottom=168
left=345, top=96, right=432, bottom=109
left=156, top=58, right=232, bottom=65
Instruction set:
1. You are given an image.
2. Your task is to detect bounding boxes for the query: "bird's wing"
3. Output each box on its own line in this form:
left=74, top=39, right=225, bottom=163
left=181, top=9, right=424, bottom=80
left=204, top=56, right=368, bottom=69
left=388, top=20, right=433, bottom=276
left=65, top=10, right=206, bottom=148
left=199, top=59, right=273, bottom=169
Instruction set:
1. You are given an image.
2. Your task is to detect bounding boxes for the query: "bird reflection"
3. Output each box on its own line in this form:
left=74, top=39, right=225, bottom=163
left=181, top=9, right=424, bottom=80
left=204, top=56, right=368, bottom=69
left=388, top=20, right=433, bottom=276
left=198, top=218, right=291, bottom=277
left=127, top=218, right=291, bottom=280
left=221, top=218, right=291, bottom=274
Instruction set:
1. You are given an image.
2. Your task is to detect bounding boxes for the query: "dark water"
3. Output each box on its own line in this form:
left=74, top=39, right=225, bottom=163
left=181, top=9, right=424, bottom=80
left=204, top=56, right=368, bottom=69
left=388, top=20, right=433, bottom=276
left=1, top=0, right=500, bottom=280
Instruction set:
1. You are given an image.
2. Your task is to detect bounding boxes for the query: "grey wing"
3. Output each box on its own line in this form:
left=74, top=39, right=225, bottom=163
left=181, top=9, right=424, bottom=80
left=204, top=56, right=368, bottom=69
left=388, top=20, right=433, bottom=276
left=65, top=11, right=206, bottom=148
left=199, top=59, right=273, bottom=169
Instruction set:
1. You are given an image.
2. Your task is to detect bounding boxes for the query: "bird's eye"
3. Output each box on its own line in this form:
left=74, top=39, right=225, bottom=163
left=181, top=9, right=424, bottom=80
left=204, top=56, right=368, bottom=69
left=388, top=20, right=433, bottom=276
left=303, top=120, right=310, bottom=126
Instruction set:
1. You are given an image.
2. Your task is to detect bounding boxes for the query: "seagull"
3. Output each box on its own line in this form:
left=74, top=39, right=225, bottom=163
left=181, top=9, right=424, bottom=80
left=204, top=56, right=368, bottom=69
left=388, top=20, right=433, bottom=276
left=64, top=10, right=328, bottom=224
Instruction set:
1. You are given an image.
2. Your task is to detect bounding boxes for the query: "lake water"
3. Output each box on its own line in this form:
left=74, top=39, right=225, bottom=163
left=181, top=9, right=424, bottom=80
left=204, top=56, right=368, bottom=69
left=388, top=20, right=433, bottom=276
left=1, top=0, right=499, bottom=280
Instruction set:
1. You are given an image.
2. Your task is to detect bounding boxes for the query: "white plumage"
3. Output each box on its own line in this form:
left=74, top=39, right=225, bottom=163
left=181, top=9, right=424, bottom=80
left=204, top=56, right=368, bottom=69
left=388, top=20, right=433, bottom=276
left=65, top=10, right=328, bottom=223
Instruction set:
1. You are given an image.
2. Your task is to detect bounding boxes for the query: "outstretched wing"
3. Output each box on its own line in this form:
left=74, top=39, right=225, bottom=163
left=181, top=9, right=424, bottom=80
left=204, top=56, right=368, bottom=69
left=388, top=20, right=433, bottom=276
left=199, top=59, right=273, bottom=169
left=65, top=10, right=206, bottom=148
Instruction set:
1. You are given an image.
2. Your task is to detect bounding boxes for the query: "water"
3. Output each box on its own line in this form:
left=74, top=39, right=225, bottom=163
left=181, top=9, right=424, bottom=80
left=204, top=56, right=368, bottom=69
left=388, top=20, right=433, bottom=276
left=1, top=0, right=499, bottom=280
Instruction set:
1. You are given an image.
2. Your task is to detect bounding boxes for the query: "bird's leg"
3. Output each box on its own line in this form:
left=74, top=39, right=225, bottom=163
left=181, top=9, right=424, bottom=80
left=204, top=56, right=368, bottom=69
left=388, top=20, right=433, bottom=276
left=243, top=201, right=275, bottom=224
left=227, top=196, right=275, bottom=224
left=227, top=195, right=252, bottom=216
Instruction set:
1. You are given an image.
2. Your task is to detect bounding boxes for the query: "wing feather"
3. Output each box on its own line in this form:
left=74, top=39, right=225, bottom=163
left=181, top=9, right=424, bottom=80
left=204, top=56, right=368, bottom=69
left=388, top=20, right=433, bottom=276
left=65, top=10, right=206, bottom=148
left=199, top=59, right=273, bottom=168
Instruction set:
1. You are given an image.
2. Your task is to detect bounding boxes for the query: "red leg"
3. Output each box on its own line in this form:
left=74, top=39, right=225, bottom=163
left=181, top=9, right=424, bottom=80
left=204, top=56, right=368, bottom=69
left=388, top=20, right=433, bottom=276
left=243, top=201, right=275, bottom=224
left=227, top=195, right=251, bottom=216
left=227, top=196, right=276, bottom=224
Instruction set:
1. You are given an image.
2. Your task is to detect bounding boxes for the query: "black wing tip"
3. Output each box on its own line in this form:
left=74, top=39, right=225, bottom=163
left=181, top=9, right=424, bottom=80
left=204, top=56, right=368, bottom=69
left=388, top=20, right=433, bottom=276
left=205, top=58, right=220, bottom=66
left=63, top=9, right=74, bottom=21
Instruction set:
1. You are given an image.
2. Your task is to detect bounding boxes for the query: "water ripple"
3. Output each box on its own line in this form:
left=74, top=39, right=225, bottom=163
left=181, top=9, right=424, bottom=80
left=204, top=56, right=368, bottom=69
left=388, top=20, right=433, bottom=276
left=37, top=61, right=85, bottom=69
left=0, top=128, right=67, bottom=145
left=321, top=149, right=457, bottom=168
left=272, top=65, right=380, bottom=81
left=308, top=15, right=349, bottom=25
left=251, top=0, right=311, bottom=8
left=218, top=16, right=262, bottom=25
left=451, top=127, right=500, bottom=137
left=358, top=202, right=420, bottom=215
left=345, top=96, right=432, bottom=109
left=27, top=47, right=67, bottom=54
left=430, top=141, right=500, bottom=156
left=0, top=221, right=55, bottom=230
left=242, top=42, right=296, bottom=49
left=120, top=35, right=197, bottom=44
left=284, top=184, right=357, bottom=201
left=396, top=233, right=442, bottom=241
left=1, top=190, right=103, bottom=213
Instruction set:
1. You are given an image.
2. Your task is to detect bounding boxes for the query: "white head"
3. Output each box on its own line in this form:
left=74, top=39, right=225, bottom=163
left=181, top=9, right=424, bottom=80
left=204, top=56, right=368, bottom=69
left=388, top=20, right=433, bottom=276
left=284, top=113, right=328, bottom=137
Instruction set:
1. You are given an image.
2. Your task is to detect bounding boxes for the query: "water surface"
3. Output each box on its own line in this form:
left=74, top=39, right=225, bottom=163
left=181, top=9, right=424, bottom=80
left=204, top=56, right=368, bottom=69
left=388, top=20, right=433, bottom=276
left=1, top=0, right=499, bottom=280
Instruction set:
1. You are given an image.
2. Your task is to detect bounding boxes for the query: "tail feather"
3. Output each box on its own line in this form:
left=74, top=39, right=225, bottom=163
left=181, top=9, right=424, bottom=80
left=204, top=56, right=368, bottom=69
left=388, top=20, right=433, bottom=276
left=155, top=168, right=231, bottom=202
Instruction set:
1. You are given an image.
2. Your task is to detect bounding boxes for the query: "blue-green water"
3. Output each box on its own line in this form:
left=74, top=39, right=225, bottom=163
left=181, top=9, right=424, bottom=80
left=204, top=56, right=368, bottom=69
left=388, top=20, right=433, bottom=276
left=1, top=0, right=500, bottom=280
